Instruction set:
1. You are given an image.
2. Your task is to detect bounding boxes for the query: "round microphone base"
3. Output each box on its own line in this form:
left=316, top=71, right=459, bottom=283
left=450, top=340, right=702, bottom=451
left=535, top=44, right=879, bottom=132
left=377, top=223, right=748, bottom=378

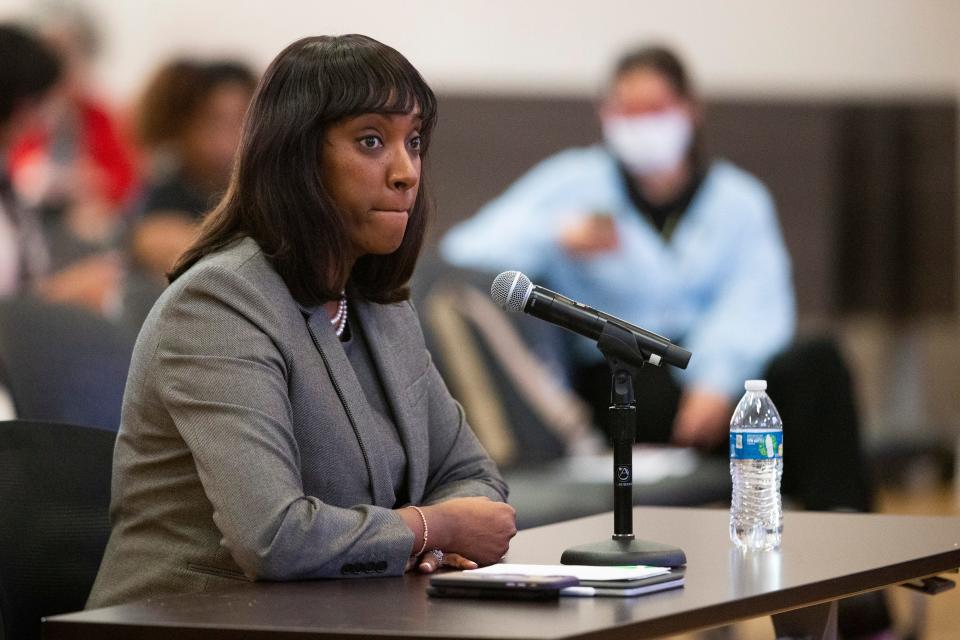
left=561, top=538, right=686, bottom=567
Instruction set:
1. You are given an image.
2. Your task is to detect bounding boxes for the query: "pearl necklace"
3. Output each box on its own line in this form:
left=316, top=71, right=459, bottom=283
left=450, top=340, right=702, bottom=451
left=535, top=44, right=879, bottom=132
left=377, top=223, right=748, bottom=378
left=330, top=293, right=348, bottom=337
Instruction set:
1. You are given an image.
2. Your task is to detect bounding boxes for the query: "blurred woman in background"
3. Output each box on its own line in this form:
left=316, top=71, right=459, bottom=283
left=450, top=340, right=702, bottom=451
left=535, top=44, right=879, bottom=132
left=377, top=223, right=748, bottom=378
left=122, top=58, right=257, bottom=326
left=133, top=59, right=256, bottom=224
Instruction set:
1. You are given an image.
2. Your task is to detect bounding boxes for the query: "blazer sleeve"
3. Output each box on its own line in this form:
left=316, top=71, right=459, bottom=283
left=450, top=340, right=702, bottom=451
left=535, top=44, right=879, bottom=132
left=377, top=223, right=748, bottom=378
left=153, top=265, right=414, bottom=580
left=420, top=361, right=510, bottom=505
left=406, top=301, right=509, bottom=506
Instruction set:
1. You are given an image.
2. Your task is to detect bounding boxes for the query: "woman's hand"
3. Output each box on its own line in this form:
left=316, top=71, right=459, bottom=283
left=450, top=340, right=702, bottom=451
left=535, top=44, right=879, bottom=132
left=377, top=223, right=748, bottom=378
left=410, top=550, right=478, bottom=574
left=423, top=497, right=517, bottom=567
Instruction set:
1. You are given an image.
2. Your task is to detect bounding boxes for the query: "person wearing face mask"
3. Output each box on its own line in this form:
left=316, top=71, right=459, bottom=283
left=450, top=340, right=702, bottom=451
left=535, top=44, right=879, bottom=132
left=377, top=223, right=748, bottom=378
left=442, top=45, right=794, bottom=452
left=440, top=46, right=890, bottom=637
left=441, top=45, right=892, bottom=637
left=441, top=45, right=878, bottom=509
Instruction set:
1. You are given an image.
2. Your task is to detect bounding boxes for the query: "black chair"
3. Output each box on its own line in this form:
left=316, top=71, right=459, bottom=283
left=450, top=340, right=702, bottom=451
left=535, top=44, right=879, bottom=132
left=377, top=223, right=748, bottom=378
left=411, top=254, right=590, bottom=466
left=0, top=296, right=135, bottom=430
left=0, top=419, right=116, bottom=640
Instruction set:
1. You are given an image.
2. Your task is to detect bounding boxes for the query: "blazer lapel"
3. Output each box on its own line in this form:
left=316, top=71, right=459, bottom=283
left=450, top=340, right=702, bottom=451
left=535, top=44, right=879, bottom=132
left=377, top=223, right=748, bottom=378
left=354, top=301, right=429, bottom=505
left=304, top=309, right=391, bottom=507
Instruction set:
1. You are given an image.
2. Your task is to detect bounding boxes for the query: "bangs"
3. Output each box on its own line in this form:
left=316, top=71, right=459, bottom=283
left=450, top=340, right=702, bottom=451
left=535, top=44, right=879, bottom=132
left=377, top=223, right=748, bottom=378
left=172, top=33, right=434, bottom=303
left=313, top=35, right=438, bottom=142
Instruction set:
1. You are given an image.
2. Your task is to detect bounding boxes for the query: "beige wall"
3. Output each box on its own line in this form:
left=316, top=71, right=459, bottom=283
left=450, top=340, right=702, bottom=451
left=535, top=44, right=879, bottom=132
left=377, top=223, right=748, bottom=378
left=1, top=0, right=958, bottom=100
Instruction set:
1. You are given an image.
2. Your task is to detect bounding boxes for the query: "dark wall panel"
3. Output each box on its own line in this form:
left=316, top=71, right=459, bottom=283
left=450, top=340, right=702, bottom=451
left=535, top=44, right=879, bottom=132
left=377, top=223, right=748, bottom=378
left=701, top=102, right=842, bottom=316
left=428, top=95, right=599, bottom=238
left=835, top=104, right=957, bottom=316
left=427, top=93, right=957, bottom=318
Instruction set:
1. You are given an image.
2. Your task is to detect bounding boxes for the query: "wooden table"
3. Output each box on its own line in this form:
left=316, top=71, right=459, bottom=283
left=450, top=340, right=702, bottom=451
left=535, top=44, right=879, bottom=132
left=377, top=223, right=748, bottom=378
left=44, top=507, right=960, bottom=639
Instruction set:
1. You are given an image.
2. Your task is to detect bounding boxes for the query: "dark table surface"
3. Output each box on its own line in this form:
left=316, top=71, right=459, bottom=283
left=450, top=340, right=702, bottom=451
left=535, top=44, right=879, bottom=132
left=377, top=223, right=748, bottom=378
left=44, top=507, right=960, bottom=640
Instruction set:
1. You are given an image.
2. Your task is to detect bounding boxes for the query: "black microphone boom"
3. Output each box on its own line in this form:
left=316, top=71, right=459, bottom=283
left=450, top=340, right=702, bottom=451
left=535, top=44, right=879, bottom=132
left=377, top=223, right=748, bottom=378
left=493, top=270, right=689, bottom=567
left=490, top=271, right=691, bottom=370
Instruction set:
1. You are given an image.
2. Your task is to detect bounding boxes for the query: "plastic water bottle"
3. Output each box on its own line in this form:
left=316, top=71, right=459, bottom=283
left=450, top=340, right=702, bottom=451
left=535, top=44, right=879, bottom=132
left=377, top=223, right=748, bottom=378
left=729, top=380, right=783, bottom=551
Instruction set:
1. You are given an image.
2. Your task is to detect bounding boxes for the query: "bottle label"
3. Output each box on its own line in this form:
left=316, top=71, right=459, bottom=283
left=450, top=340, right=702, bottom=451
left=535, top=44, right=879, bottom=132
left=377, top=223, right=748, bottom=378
left=730, top=430, right=783, bottom=460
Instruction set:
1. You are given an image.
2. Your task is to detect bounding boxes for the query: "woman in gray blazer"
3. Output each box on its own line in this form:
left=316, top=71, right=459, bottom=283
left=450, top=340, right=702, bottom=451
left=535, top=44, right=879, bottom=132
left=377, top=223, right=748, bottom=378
left=87, top=34, right=515, bottom=608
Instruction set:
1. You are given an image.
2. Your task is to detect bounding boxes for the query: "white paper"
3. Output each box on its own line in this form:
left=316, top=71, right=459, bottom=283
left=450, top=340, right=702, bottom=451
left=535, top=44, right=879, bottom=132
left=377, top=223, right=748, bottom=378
left=466, top=563, right=670, bottom=581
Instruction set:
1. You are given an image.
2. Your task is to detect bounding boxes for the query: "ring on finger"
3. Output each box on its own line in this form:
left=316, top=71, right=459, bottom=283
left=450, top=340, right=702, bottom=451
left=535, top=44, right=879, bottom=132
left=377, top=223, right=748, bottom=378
left=431, top=549, right=444, bottom=565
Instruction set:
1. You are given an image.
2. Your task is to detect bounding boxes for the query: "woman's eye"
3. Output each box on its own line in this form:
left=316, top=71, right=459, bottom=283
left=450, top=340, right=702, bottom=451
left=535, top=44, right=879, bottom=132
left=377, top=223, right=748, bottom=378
left=409, top=135, right=423, bottom=151
left=359, top=135, right=383, bottom=149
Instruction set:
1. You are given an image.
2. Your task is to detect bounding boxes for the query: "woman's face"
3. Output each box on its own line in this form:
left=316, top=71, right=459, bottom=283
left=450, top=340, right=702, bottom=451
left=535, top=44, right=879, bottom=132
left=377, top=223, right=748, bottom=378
left=320, top=111, right=422, bottom=259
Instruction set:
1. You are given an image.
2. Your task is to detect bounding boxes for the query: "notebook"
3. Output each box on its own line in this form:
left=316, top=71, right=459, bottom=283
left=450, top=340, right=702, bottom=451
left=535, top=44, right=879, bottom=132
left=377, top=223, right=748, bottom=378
left=561, top=569, right=685, bottom=597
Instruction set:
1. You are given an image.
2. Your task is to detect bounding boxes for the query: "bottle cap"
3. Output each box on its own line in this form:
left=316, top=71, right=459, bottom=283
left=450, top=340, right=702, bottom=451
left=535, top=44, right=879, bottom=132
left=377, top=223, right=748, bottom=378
left=745, top=379, right=767, bottom=391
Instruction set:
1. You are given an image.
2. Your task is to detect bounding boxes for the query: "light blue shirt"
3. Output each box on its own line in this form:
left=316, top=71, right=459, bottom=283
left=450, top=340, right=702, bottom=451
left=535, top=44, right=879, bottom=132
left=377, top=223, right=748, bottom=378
left=440, top=146, right=796, bottom=398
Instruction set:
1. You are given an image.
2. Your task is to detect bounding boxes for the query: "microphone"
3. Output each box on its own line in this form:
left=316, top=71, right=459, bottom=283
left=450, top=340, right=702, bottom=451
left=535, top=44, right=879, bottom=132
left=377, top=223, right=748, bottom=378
left=490, top=271, right=691, bottom=369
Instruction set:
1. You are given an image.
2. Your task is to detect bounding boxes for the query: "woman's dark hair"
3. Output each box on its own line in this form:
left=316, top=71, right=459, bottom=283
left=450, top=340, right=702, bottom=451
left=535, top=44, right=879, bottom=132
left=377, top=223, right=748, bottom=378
left=169, top=34, right=437, bottom=305
left=612, top=44, right=694, bottom=99
left=136, top=58, right=257, bottom=149
left=0, top=24, right=62, bottom=128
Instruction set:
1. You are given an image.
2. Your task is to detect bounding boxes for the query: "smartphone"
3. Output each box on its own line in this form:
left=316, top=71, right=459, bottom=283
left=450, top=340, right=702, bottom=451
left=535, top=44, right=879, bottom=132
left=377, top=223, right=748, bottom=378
left=427, top=572, right=579, bottom=600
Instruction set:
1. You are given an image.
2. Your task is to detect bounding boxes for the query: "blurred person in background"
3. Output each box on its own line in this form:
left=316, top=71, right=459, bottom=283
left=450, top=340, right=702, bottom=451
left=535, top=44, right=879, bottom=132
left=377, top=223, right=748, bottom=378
left=443, top=44, right=795, bottom=452
left=121, top=58, right=257, bottom=328
left=8, top=0, right=137, bottom=263
left=128, top=58, right=257, bottom=280
left=442, top=43, right=893, bottom=638
left=0, top=22, right=120, bottom=315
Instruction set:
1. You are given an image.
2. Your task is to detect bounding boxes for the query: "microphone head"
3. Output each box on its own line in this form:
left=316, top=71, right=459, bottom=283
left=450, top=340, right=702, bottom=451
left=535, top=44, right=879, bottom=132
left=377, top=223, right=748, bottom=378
left=490, top=271, right=533, bottom=312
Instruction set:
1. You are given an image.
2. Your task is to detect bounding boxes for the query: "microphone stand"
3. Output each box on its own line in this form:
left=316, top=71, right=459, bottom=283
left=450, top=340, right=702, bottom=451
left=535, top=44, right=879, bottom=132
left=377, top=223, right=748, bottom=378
left=560, top=321, right=687, bottom=567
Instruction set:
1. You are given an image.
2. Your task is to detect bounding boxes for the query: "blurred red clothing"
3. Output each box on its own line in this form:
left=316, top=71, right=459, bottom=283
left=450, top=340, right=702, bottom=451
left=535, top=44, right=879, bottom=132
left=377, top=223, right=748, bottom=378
left=9, top=98, right=138, bottom=209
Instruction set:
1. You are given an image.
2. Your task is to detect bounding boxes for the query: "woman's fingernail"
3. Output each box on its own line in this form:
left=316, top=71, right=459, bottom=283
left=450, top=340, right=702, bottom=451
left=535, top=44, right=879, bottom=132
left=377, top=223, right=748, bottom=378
left=419, top=562, right=432, bottom=572
left=466, top=561, right=478, bottom=568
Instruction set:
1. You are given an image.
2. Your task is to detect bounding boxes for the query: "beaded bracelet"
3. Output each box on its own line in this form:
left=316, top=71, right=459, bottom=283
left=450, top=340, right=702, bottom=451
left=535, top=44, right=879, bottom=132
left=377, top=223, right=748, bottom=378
left=407, top=505, right=428, bottom=557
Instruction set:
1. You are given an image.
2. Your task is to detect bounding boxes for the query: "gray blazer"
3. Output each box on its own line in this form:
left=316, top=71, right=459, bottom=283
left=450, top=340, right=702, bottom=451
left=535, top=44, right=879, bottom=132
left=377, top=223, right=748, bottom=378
left=87, top=238, right=507, bottom=608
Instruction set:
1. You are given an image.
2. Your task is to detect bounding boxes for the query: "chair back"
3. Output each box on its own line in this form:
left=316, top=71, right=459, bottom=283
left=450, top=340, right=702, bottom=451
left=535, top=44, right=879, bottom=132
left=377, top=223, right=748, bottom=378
left=0, top=420, right=116, bottom=640
left=0, top=296, right=135, bottom=430
left=410, top=256, right=595, bottom=468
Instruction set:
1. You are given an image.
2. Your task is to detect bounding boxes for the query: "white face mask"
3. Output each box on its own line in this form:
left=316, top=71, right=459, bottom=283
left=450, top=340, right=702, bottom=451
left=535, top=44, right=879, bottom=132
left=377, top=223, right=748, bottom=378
left=601, top=109, right=693, bottom=176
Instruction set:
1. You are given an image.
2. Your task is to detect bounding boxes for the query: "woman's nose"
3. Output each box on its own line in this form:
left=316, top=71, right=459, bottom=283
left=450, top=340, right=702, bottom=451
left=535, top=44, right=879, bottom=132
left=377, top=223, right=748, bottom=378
left=388, top=148, right=419, bottom=192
